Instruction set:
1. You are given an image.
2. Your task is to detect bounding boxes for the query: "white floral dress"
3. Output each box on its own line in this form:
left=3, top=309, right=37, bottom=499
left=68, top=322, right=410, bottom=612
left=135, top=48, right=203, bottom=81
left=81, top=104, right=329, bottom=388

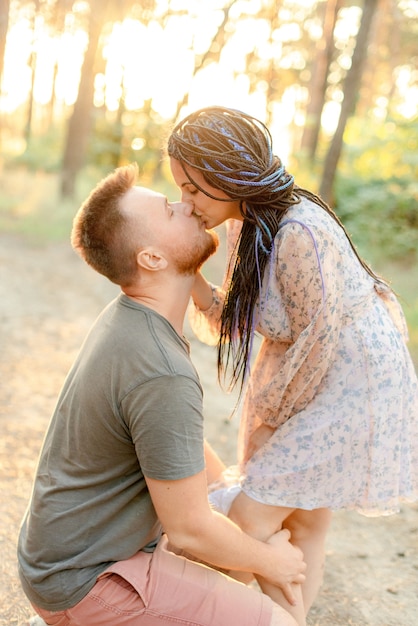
left=191, top=198, right=418, bottom=516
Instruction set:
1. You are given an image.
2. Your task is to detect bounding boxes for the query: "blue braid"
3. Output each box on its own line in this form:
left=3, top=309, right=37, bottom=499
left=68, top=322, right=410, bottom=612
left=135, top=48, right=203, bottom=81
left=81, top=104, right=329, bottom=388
left=255, top=227, right=270, bottom=255
left=258, top=218, right=273, bottom=246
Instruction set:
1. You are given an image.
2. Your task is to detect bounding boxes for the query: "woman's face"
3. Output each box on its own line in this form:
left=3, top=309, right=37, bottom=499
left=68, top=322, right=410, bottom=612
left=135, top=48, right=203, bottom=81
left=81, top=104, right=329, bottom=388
left=170, top=158, right=243, bottom=230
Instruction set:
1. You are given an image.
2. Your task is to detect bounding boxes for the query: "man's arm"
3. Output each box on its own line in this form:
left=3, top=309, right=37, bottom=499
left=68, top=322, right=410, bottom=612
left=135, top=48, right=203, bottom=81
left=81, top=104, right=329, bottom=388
left=145, top=470, right=306, bottom=606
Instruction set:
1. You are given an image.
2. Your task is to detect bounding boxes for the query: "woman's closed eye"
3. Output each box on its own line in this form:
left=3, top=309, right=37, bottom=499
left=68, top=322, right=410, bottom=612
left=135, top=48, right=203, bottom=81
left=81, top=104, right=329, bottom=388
left=182, top=184, right=198, bottom=196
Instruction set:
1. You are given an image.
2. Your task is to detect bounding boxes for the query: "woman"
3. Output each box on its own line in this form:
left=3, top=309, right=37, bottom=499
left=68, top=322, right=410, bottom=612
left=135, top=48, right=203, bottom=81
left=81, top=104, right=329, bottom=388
left=167, top=106, right=418, bottom=625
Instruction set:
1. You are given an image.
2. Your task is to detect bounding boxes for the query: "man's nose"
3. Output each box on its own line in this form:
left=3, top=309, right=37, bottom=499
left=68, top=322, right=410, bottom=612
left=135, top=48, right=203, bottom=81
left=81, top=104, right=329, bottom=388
left=172, top=201, right=194, bottom=217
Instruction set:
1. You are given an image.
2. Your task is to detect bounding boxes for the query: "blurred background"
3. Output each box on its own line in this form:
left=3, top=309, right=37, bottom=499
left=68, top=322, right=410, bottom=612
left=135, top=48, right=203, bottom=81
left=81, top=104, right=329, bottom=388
left=0, top=0, right=417, bottom=362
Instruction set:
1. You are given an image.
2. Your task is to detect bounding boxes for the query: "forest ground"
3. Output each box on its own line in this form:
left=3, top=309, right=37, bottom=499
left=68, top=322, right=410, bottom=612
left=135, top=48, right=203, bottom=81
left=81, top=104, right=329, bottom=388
left=0, top=232, right=417, bottom=626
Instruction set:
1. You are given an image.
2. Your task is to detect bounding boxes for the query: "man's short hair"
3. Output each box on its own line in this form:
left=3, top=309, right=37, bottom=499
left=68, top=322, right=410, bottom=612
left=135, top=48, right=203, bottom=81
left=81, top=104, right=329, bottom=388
left=71, top=164, right=139, bottom=286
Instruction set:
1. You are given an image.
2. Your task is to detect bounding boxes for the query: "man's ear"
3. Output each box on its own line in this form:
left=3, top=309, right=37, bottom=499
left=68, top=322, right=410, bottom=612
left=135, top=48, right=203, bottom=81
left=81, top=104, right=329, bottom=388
left=136, top=248, right=168, bottom=272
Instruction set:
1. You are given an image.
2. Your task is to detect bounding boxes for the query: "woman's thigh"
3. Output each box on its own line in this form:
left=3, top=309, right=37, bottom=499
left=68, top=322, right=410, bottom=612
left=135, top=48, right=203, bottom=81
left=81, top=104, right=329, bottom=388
left=229, top=491, right=295, bottom=539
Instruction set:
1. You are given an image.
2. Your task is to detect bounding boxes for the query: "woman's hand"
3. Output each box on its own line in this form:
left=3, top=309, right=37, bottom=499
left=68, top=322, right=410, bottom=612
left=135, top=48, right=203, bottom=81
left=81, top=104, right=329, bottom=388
left=244, top=424, right=275, bottom=462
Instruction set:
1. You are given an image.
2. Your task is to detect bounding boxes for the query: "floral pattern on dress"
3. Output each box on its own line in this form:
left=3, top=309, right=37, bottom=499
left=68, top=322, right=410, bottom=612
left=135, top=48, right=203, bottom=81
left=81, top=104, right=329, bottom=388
left=190, top=198, right=418, bottom=515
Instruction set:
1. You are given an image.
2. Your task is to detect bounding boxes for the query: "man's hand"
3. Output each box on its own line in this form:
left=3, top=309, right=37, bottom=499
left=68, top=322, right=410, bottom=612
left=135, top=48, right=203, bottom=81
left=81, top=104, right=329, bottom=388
left=261, top=529, right=306, bottom=606
left=146, top=470, right=306, bottom=605
left=244, top=423, right=275, bottom=462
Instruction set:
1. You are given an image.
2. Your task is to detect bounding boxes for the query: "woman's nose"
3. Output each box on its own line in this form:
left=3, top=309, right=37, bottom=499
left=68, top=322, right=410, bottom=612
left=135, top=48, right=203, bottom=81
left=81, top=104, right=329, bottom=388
left=181, top=188, right=196, bottom=204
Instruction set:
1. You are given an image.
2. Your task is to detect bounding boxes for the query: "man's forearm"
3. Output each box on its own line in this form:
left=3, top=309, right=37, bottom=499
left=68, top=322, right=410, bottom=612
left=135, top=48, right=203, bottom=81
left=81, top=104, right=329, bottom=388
left=172, top=506, right=304, bottom=592
left=146, top=472, right=306, bottom=599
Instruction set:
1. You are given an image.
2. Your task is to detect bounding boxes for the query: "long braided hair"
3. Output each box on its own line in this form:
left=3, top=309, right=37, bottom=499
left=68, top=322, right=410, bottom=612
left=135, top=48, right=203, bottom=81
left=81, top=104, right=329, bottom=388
left=167, top=106, right=386, bottom=395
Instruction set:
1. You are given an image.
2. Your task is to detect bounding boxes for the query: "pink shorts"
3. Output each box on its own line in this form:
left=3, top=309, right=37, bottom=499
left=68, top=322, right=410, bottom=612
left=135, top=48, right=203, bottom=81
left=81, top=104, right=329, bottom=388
left=32, top=535, right=274, bottom=625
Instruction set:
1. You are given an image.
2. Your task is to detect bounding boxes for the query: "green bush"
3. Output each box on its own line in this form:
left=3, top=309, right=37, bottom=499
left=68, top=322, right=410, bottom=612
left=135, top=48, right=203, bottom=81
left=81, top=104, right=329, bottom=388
left=11, top=127, right=65, bottom=173
left=334, top=176, right=418, bottom=262
left=333, top=115, right=418, bottom=263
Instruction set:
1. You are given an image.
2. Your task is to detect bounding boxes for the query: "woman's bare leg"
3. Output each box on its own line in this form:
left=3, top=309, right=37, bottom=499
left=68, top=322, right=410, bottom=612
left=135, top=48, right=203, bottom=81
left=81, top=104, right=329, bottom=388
left=229, top=493, right=306, bottom=626
left=229, top=494, right=332, bottom=624
left=270, top=604, right=299, bottom=626
left=283, top=508, right=332, bottom=612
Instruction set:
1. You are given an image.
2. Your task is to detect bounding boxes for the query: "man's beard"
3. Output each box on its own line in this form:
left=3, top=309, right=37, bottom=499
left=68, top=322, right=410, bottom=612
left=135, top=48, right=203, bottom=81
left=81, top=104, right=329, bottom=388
left=173, top=229, right=219, bottom=275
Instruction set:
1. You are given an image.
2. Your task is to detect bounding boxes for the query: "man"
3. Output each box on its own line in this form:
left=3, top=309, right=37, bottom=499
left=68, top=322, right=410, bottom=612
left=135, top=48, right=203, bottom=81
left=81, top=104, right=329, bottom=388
left=18, top=165, right=305, bottom=626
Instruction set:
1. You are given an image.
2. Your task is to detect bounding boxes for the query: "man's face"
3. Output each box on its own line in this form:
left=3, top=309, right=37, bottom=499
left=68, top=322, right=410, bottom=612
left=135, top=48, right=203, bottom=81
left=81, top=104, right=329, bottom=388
left=122, top=186, right=219, bottom=275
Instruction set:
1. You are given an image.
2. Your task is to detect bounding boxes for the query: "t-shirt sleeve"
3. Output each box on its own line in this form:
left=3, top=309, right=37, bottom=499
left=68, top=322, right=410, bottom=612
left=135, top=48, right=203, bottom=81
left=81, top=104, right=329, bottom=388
left=121, top=374, right=205, bottom=481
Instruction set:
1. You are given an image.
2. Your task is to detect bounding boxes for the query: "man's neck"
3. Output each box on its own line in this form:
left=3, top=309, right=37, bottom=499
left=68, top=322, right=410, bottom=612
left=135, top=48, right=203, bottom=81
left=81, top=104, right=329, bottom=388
left=123, top=275, right=195, bottom=336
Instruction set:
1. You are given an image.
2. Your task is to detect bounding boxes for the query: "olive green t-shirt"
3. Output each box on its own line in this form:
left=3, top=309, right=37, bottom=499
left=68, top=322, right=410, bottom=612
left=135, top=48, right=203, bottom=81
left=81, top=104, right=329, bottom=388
left=18, top=294, right=205, bottom=611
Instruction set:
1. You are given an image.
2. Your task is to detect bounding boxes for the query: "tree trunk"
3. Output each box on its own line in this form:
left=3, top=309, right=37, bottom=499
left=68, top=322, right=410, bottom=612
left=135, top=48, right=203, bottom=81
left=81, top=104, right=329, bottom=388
left=60, top=0, right=109, bottom=198
left=0, top=0, right=10, bottom=89
left=319, top=0, right=379, bottom=205
left=24, top=53, right=37, bottom=143
left=357, top=0, right=398, bottom=121
left=46, top=59, right=59, bottom=129
left=0, top=0, right=10, bottom=148
left=23, top=0, right=41, bottom=143
left=300, top=0, right=342, bottom=159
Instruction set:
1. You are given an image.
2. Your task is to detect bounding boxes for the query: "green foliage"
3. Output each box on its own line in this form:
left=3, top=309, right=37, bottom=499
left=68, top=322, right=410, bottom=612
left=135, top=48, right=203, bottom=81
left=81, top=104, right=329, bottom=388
left=329, top=115, right=418, bottom=364
left=291, top=116, right=418, bottom=261
left=334, top=175, right=418, bottom=262
left=11, top=126, right=65, bottom=173
left=333, top=116, right=418, bottom=263
left=87, top=106, right=172, bottom=183
left=87, top=116, right=125, bottom=171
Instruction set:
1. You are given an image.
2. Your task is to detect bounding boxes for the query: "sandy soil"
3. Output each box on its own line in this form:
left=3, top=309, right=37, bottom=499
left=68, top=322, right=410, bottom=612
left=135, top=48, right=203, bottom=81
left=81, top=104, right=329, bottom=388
left=0, top=233, right=417, bottom=625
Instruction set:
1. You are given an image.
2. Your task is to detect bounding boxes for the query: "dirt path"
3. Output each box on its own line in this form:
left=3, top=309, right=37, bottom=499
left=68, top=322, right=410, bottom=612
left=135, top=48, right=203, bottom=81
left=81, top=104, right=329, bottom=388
left=0, top=234, right=417, bottom=625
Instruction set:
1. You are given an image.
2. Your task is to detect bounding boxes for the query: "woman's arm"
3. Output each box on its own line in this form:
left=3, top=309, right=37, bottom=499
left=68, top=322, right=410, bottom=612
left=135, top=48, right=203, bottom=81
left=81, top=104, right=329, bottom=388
left=188, top=220, right=243, bottom=344
left=191, top=272, right=214, bottom=311
left=204, top=439, right=226, bottom=484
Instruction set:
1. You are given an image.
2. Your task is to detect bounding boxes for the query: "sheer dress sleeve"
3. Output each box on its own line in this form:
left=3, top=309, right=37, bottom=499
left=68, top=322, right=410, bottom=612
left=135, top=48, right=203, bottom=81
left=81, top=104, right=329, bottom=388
left=252, top=220, right=345, bottom=427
